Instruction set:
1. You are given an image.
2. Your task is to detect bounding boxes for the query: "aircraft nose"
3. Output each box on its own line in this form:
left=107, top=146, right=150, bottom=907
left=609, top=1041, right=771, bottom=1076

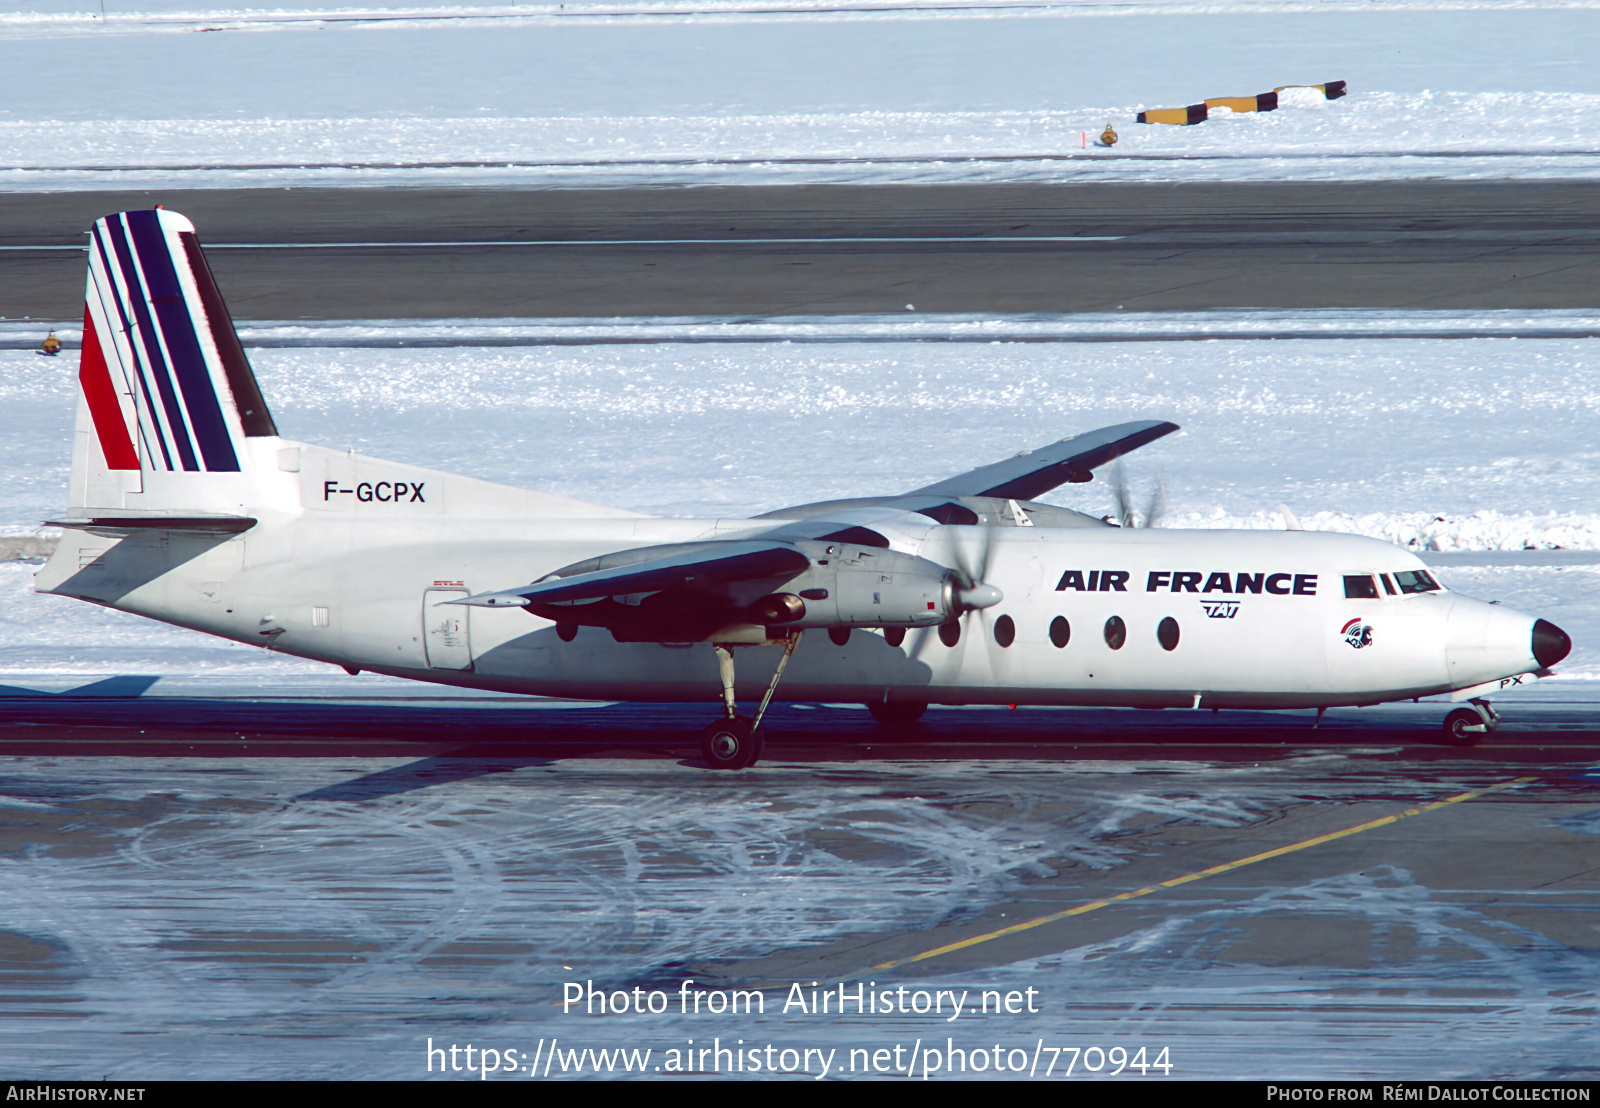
left=1532, top=619, right=1572, bottom=669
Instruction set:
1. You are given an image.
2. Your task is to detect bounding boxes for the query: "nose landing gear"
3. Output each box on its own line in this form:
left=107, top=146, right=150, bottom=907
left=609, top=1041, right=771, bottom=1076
left=1443, top=698, right=1500, bottom=747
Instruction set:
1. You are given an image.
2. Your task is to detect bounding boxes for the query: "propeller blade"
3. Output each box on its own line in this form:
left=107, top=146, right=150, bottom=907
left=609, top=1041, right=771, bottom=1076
left=1111, top=460, right=1135, bottom=529
left=978, top=520, right=999, bottom=582
left=1146, top=468, right=1169, bottom=529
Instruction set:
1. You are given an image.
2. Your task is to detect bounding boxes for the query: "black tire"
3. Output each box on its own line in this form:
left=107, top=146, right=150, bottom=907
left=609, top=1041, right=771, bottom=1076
left=1443, top=707, right=1486, bottom=747
left=868, top=700, right=927, bottom=727
left=701, top=717, right=761, bottom=769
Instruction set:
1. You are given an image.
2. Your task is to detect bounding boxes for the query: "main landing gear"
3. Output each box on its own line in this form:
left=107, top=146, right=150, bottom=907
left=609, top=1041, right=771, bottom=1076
left=1443, top=698, right=1500, bottom=747
left=700, top=632, right=803, bottom=770
left=867, top=700, right=927, bottom=727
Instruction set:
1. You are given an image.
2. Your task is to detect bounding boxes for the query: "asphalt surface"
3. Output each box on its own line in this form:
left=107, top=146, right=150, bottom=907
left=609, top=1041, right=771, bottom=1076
left=3, top=180, right=1598, bottom=318
left=0, top=695, right=1595, bottom=1078
left=0, top=694, right=1595, bottom=759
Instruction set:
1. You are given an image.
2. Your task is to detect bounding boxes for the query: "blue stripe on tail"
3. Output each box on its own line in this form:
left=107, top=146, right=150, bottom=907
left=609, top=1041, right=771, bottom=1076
left=90, top=230, right=170, bottom=472
left=104, top=217, right=198, bottom=472
left=125, top=211, right=239, bottom=472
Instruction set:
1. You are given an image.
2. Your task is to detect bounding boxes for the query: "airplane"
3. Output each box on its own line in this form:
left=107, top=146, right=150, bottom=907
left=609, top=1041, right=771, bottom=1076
left=36, top=209, right=1573, bottom=768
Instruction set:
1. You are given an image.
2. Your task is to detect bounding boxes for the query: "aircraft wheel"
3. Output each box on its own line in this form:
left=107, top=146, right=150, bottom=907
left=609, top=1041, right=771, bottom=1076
left=701, top=716, right=761, bottom=769
left=1443, top=707, right=1487, bottom=747
left=868, top=700, right=927, bottom=727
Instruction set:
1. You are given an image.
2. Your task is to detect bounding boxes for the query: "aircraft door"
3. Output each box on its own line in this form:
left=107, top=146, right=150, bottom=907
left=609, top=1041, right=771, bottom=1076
left=423, top=587, right=473, bottom=670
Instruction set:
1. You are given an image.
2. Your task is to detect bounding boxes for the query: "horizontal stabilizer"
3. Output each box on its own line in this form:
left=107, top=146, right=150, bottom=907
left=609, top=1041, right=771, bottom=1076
left=908, top=420, right=1179, bottom=501
left=457, top=541, right=811, bottom=608
left=48, top=513, right=257, bottom=535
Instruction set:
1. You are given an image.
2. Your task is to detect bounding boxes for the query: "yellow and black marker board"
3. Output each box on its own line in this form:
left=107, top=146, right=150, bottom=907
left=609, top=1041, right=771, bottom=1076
left=1139, top=80, right=1344, bottom=124
left=1274, top=80, right=1347, bottom=100
left=1204, top=92, right=1278, bottom=113
left=1137, top=103, right=1209, bottom=125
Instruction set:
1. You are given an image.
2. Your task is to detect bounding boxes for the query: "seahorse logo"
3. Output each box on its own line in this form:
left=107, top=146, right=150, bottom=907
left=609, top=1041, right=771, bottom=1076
left=1341, top=617, right=1374, bottom=650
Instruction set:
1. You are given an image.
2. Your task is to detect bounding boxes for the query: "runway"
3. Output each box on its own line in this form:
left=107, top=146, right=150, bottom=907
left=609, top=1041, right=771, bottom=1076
left=3, top=180, right=1598, bottom=319
left=0, top=691, right=1596, bottom=1079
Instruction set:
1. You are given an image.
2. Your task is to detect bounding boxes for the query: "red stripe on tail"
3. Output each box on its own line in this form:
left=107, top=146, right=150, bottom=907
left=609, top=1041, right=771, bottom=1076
left=79, top=307, right=140, bottom=470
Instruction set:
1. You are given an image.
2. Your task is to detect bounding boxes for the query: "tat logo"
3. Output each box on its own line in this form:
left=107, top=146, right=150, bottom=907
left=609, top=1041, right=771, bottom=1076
left=1201, top=600, right=1240, bottom=619
left=1341, top=617, right=1374, bottom=650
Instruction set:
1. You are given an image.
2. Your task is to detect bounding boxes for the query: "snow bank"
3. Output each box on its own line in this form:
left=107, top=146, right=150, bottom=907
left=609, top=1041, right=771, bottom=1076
left=3, top=4, right=1599, bottom=188
left=3, top=92, right=1599, bottom=189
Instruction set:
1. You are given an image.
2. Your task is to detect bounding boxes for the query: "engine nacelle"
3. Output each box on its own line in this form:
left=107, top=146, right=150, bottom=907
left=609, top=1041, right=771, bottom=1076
left=753, top=542, right=957, bottom=629
left=522, top=537, right=997, bottom=642
left=750, top=593, right=807, bottom=624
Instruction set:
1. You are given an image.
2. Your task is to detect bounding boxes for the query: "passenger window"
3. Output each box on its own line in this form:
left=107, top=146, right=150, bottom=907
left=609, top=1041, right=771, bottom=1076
left=1104, top=615, right=1126, bottom=650
left=993, top=614, right=1015, bottom=648
left=1393, top=570, right=1442, bottom=594
left=1380, top=573, right=1397, bottom=595
left=1343, top=575, right=1380, bottom=599
left=1157, top=617, right=1180, bottom=651
left=1049, top=616, right=1070, bottom=648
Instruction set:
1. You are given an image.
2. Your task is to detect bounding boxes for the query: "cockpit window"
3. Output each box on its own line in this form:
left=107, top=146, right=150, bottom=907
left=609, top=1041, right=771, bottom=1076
left=1343, top=575, right=1380, bottom=599
left=1380, top=573, right=1397, bottom=596
left=1392, top=569, right=1442, bottom=594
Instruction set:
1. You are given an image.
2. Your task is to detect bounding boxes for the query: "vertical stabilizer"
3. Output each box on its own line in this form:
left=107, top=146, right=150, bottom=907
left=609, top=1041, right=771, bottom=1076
left=72, top=208, right=278, bottom=513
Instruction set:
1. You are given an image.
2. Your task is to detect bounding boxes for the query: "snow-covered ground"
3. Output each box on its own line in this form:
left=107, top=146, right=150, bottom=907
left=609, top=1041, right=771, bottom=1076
left=1, top=4, right=1597, bottom=188
left=2, top=0, right=1596, bottom=678
left=10, top=326, right=1598, bottom=536
left=12, top=309, right=1600, bottom=347
left=5, top=326, right=1598, bottom=680
left=16, top=0, right=1600, bottom=15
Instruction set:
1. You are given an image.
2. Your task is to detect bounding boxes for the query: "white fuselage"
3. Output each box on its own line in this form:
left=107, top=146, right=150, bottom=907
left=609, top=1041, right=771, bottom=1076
left=38, top=438, right=1546, bottom=712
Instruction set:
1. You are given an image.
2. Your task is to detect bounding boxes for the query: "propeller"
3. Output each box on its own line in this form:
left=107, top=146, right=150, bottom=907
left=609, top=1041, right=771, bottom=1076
left=910, top=523, right=1004, bottom=656
left=1108, top=461, right=1168, bottom=529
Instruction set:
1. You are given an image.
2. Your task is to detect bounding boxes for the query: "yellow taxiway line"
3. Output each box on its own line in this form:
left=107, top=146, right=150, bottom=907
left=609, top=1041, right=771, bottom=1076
left=873, top=776, right=1538, bottom=971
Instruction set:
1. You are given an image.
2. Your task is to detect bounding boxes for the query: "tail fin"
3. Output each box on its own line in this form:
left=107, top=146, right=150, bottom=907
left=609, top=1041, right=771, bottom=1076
left=72, top=208, right=277, bottom=511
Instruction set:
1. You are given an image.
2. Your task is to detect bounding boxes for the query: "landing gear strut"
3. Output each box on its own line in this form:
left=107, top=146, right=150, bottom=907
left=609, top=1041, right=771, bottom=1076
left=1443, top=698, right=1499, bottom=747
left=700, top=632, right=802, bottom=770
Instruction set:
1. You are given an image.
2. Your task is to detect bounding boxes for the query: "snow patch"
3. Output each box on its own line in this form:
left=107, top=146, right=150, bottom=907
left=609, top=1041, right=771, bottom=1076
left=3, top=92, right=1600, bottom=189
left=1174, top=509, right=1600, bottom=552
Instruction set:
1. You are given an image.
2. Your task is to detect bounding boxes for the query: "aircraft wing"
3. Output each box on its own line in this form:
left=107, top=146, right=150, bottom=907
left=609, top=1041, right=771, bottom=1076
left=455, top=540, right=810, bottom=607
left=907, top=420, right=1180, bottom=501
